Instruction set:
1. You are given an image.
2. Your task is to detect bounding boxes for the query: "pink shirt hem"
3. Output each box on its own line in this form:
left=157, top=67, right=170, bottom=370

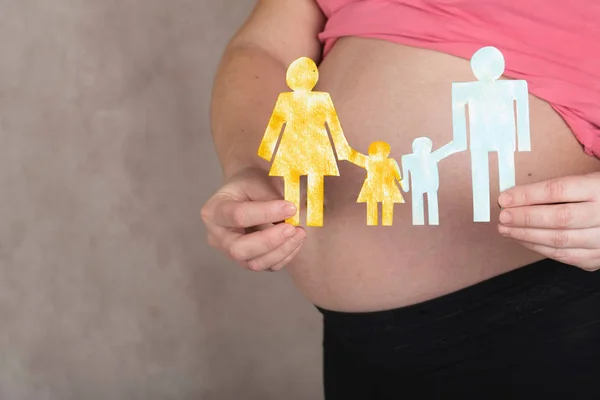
left=316, top=0, right=600, bottom=158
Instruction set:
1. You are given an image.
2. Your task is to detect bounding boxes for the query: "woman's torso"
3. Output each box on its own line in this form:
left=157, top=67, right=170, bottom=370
left=286, top=37, right=600, bottom=312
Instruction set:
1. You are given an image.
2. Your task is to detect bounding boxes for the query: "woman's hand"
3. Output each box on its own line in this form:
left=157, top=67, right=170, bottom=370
left=497, top=172, right=600, bottom=271
left=201, top=167, right=306, bottom=272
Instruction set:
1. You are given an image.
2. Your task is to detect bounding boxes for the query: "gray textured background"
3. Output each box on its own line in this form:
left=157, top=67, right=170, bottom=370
left=0, top=1, right=322, bottom=399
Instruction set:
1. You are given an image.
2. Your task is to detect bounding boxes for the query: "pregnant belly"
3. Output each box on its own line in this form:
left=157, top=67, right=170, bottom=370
left=284, top=38, right=600, bottom=312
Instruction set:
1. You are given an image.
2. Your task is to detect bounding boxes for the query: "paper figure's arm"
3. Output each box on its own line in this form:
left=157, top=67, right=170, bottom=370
left=514, top=80, right=531, bottom=151
left=401, top=156, right=410, bottom=192
left=347, top=149, right=368, bottom=169
left=323, top=93, right=369, bottom=167
left=431, top=141, right=455, bottom=163
left=324, top=93, right=354, bottom=161
left=433, top=83, right=470, bottom=162
left=257, top=94, right=286, bottom=161
left=392, top=159, right=402, bottom=181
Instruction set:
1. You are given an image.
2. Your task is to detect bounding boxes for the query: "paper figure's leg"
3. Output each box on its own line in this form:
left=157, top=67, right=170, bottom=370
left=382, top=202, right=394, bottom=226
left=498, top=146, right=516, bottom=192
left=307, top=174, right=324, bottom=226
left=412, top=191, right=425, bottom=225
left=367, top=201, right=378, bottom=226
left=471, top=151, right=490, bottom=222
left=427, top=191, right=439, bottom=225
left=284, top=174, right=301, bottom=226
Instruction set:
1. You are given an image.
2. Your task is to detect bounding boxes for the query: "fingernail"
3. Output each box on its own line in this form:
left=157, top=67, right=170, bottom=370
left=283, top=203, right=297, bottom=215
left=283, top=225, right=296, bottom=238
left=499, top=210, right=512, bottom=224
left=498, top=193, right=513, bottom=207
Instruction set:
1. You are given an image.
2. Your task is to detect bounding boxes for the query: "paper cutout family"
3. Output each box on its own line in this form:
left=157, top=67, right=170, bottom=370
left=258, top=46, right=531, bottom=227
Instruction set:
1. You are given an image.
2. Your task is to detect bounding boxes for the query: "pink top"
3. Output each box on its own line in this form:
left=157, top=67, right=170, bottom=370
left=316, top=0, right=600, bottom=158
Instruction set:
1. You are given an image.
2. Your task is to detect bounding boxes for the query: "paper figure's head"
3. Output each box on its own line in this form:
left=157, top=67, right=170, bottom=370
left=471, top=46, right=505, bottom=82
left=286, top=57, right=318, bottom=91
left=368, top=141, right=391, bottom=158
left=412, top=137, right=433, bottom=154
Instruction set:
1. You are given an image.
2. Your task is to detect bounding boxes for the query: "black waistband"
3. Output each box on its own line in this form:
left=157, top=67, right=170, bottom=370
left=317, top=259, right=600, bottom=339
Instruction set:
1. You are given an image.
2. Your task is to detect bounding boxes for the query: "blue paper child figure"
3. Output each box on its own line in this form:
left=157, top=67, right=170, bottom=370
left=402, top=137, right=451, bottom=225
left=451, top=46, right=531, bottom=222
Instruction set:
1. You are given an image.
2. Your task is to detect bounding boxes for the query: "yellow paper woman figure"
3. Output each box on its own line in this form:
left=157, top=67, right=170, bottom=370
left=347, top=142, right=405, bottom=226
left=258, top=57, right=351, bottom=226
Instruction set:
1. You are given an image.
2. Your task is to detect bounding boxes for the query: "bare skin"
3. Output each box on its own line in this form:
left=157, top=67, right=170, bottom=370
left=201, top=0, right=600, bottom=312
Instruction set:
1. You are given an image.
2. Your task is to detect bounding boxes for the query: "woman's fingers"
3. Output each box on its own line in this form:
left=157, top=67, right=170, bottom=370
left=498, top=173, right=600, bottom=272
left=498, top=174, right=597, bottom=207
left=211, top=222, right=306, bottom=271
left=208, top=198, right=296, bottom=229
left=202, top=194, right=304, bottom=272
left=518, top=242, right=600, bottom=272
left=268, top=239, right=305, bottom=272
left=498, top=225, right=600, bottom=250
left=227, top=223, right=299, bottom=263
left=207, top=224, right=243, bottom=253
left=246, top=228, right=306, bottom=271
left=498, top=202, right=599, bottom=229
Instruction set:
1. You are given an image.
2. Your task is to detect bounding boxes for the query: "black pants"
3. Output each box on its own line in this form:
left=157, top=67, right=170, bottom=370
left=318, top=259, right=600, bottom=399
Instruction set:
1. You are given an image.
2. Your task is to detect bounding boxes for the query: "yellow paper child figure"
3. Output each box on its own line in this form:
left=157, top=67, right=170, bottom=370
left=347, top=142, right=405, bottom=226
left=258, top=57, right=351, bottom=226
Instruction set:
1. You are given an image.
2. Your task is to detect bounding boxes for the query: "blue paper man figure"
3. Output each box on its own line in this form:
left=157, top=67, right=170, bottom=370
left=450, top=46, right=531, bottom=222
